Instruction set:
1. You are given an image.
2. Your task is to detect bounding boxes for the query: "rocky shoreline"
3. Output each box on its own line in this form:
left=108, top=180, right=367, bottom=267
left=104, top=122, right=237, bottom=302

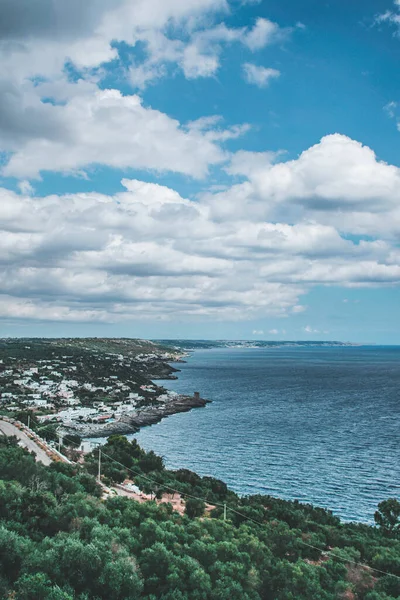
left=62, top=393, right=211, bottom=438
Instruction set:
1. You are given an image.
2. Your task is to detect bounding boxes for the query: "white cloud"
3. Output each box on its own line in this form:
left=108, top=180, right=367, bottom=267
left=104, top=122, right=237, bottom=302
left=375, top=2, right=400, bottom=34
left=226, top=149, right=279, bottom=176
left=2, top=89, right=244, bottom=179
left=0, top=296, right=110, bottom=323
left=181, top=23, right=244, bottom=79
left=0, top=0, right=229, bottom=82
left=151, top=19, right=293, bottom=82
left=383, top=101, right=400, bottom=133
left=129, top=62, right=167, bottom=90
left=253, top=329, right=264, bottom=334
left=243, top=18, right=282, bottom=51
left=0, top=0, right=295, bottom=100
left=0, top=0, right=297, bottom=179
left=384, top=101, right=398, bottom=118
left=250, top=133, right=400, bottom=210
left=2, top=129, right=400, bottom=325
left=0, top=180, right=307, bottom=322
left=17, top=181, right=35, bottom=196
left=242, top=63, right=280, bottom=87
left=292, top=305, right=306, bottom=313
left=3, top=2, right=399, bottom=330
left=269, top=329, right=279, bottom=335
left=182, top=44, right=221, bottom=78
left=303, top=325, right=319, bottom=334
left=207, top=134, right=400, bottom=237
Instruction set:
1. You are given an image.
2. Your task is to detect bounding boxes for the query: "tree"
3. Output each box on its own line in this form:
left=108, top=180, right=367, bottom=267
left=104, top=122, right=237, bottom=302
left=0, top=527, right=31, bottom=583
left=185, top=498, right=205, bottom=519
left=374, top=499, right=400, bottom=536
left=140, top=542, right=174, bottom=596
left=15, top=573, right=75, bottom=600
left=139, top=450, right=164, bottom=473
left=98, top=556, right=143, bottom=599
left=64, top=434, right=81, bottom=448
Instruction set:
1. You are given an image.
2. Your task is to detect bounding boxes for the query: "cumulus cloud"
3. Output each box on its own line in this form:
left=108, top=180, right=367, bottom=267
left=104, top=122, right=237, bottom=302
left=125, top=17, right=294, bottom=84
left=17, top=181, right=35, bottom=196
left=2, top=1, right=398, bottom=328
left=207, top=134, right=400, bottom=238
left=0, top=0, right=229, bottom=80
left=246, top=134, right=400, bottom=210
left=0, top=0, right=115, bottom=41
left=243, top=18, right=283, bottom=50
left=0, top=0, right=289, bottom=178
left=0, top=0, right=299, bottom=180
left=2, top=89, right=244, bottom=179
left=2, top=132, right=400, bottom=324
left=179, top=18, right=290, bottom=79
left=242, top=63, right=280, bottom=87
left=181, top=23, right=244, bottom=79
left=0, top=0, right=293, bottom=91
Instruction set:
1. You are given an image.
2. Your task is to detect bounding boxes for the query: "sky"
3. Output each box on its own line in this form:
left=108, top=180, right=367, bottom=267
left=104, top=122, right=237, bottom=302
left=1, top=0, right=400, bottom=343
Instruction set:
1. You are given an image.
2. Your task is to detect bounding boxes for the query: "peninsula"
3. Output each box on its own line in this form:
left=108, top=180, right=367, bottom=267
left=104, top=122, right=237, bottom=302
left=0, top=338, right=210, bottom=440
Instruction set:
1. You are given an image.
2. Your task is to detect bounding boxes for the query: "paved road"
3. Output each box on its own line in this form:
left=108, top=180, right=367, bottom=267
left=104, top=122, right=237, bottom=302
left=0, top=420, right=52, bottom=465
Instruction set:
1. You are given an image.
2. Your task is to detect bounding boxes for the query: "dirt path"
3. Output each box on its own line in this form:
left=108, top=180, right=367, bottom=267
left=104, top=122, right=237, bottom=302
left=0, top=419, right=52, bottom=466
left=109, top=480, right=215, bottom=516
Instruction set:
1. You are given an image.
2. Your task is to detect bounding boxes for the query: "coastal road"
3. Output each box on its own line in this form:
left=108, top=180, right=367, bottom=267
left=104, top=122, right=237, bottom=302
left=0, top=420, right=52, bottom=466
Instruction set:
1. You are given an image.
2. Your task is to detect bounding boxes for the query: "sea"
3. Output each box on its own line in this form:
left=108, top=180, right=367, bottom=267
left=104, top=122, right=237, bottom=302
left=131, top=345, right=400, bottom=523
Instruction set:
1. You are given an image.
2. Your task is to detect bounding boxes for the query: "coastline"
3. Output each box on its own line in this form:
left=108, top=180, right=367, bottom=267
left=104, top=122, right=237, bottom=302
left=66, top=390, right=210, bottom=439
left=63, top=352, right=211, bottom=439
left=5, top=339, right=395, bottom=524
left=74, top=343, right=357, bottom=441
left=124, top=345, right=400, bottom=524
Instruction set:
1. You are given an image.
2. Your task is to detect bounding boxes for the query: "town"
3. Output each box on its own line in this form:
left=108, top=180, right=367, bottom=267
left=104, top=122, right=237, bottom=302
left=0, top=338, right=208, bottom=441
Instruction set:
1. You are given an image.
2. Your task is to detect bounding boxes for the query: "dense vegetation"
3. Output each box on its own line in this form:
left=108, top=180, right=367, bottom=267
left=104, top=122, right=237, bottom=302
left=0, top=435, right=399, bottom=600
left=0, top=338, right=177, bottom=361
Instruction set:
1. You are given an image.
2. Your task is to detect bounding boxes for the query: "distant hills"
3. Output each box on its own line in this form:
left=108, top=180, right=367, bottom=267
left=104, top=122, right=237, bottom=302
left=0, top=337, right=179, bottom=358
left=153, top=339, right=357, bottom=350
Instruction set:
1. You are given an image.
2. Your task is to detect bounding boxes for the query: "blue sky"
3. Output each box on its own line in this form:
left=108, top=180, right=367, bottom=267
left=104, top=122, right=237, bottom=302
left=1, top=0, right=400, bottom=343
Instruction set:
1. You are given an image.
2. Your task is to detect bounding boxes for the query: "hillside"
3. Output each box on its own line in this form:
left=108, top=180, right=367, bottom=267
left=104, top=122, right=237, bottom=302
left=0, top=435, right=399, bottom=599
left=154, top=340, right=357, bottom=350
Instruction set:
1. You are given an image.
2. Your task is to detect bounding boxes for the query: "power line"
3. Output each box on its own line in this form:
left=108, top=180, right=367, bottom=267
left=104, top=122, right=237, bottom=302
left=7, top=403, right=400, bottom=579
left=97, top=448, right=101, bottom=483
left=9, top=421, right=398, bottom=582
left=98, top=448, right=400, bottom=582
left=17, top=420, right=395, bottom=581
left=57, top=432, right=82, bottom=448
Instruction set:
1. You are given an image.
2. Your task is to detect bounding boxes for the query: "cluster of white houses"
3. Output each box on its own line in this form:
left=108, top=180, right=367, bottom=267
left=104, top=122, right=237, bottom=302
left=0, top=356, right=178, bottom=428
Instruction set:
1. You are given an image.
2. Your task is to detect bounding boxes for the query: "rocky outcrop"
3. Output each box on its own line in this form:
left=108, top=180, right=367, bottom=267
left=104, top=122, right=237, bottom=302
left=62, top=393, right=211, bottom=438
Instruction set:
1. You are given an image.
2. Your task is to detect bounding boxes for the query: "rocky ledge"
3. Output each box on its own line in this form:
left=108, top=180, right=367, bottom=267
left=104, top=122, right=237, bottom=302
left=62, top=393, right=211, bottom=438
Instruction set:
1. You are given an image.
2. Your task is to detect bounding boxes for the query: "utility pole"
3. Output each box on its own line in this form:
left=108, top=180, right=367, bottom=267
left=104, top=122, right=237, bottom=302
left=58, top=436, right=63, bottom=452
left=223, top=503, right=227, bottom=522
left=97, top=448, right=101, bottom=483
left=27, top=414, right=30, bottom=430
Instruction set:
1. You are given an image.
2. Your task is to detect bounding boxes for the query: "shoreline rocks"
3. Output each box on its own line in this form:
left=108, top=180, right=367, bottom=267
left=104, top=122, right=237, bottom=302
left=62, top=393, right=211, bottom=438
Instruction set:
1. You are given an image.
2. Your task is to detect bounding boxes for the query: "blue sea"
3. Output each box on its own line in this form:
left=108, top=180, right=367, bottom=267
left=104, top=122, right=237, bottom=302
left=132, top=346, right=400, bottom=523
